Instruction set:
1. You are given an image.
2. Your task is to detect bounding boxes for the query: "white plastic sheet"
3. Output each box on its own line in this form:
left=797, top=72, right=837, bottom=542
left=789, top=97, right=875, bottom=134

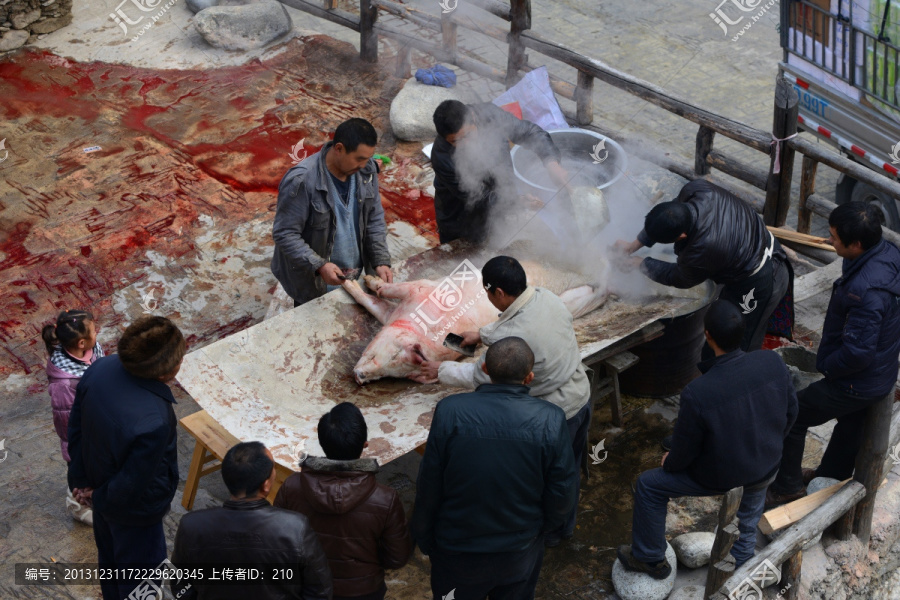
left=492, top=66, right=569, bottom=131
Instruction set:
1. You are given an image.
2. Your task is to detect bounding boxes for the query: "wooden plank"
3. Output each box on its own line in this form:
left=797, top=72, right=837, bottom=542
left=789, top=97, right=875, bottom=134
left=767, top=226, right=835, bottom=251
left=711, top=481, right=866, bottom=600
left=758, top=478, right=850, bottom=535
left=180, top=410, right=241, bottom=458
left=520, top=30, right=773, bottom=153
left=604, top=350, right=639, bottom=373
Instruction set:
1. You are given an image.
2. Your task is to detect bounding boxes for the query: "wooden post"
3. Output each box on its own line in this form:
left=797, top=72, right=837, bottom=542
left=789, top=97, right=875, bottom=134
left=695, top=125, right=715, bottom=177
left=359, top=0, right=378, bottom=63
left=394, top=44, right=411, bottom=78
left=834, top=504, right=855, bottom=541
left=704, top=487, right=743, bottom=599
left=782, top=550, right=802, bottom=600
left=441, top=12, right=458, bottom=61
left=797, top=154, right=819, bottom=234
left=851, top=393, right=894, bottom=544
left=506, top=0, right=531, bottom=87
left=575, top=70, right=594, bottom=126
left=764, top=78, right=799, bottom=226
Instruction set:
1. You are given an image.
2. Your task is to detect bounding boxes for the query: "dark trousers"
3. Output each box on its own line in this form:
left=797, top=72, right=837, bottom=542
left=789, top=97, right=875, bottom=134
left=705, top=255, right=790, bottom=360
left=632, top=467, right=767, bottom=567
left=772, top=379, right=887, bottom=494
left=93, top=510, right=167, bottom=600
left=563, top=401, right=592, bottom=536
left=430, top=539, right=544, bottom=600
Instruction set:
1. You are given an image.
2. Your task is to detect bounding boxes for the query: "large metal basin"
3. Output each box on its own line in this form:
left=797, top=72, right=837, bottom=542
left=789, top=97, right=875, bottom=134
left=510, top=128, right=628, bottom=192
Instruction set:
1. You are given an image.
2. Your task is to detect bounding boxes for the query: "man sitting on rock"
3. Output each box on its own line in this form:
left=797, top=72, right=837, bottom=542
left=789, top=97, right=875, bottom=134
left=617, top=300, right=798, bottom=579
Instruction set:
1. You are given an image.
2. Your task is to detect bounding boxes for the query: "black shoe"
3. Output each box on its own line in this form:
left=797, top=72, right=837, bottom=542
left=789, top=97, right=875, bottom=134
left=661, top=435, right=673, bottom=452
left=544, top=534, right=562, bottom=547
left=616, top=545, right=672, bottom=580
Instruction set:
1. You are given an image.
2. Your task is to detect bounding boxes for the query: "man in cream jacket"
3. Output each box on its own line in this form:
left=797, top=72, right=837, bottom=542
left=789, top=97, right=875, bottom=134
left=414, top=255, right=591, bottom=547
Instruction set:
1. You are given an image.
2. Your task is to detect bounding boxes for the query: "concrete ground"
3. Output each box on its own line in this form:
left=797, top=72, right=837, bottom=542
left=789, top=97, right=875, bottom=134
left=0, top=0, right=890, bottom=599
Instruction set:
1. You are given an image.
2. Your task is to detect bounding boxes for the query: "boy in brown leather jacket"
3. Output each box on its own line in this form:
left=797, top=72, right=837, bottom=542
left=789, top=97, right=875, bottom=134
left=275, top=403, right=412, bottom=600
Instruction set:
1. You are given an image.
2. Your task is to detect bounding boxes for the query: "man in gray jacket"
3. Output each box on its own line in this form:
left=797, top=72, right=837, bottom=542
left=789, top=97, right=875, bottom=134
left=414, top=255, right=591, bottom=547
left=272, top=118, right=393, bottom=306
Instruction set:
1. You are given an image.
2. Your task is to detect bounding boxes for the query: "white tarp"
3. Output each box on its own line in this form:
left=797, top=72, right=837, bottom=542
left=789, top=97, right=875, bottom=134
left=492, top=66, right=569, bottom=131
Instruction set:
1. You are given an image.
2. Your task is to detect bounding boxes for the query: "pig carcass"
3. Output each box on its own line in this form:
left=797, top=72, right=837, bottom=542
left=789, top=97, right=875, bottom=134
left=343, top=260, right=608, bottom=384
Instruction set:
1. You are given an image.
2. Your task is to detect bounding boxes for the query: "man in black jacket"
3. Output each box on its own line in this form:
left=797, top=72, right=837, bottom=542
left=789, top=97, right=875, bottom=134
left=767, top=202, right=900, bottom=506
left=430, top=100, right=570, bottom=244
left=412, top=336, right=578, bottom=599
left=616, top=180, right=792, bottom=353
left=617, top=301, right=798, bottom=579
left=68, top=316, right=186, bottom=600
left=171, top=442, right=332, bottom=600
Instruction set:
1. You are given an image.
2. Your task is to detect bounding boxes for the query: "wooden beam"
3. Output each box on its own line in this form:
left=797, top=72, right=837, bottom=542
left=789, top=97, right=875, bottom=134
left=805, top=193, right=900, bottom=247
left=788, top=136, right=900, bottom=201
left=707, top=150, right=769, bottom=190
left=359, top=0, right=379, bottom=62
left=705, top=487, right=744, bottom=598
left=575, top=70, right=594, bottom=126
left=711, top=481, right=866, bottom=600
left=276, top=0, right=361, bottom=31
left=798, top=154, right=818, bottom=234
left=758, top=478, right=850, bottom=535
left=520, top=30, right=773, bottom=153
left=695, top=125, right=715, bottom=177
left=782, top=551, right=802, bottom=600
left=852, top=393, right=895, bottom=544
left=764, top=78, right=799, bottom=227
left=467, top=0, right=512, bottom=21
left=506, top=0, right=529, bottom=86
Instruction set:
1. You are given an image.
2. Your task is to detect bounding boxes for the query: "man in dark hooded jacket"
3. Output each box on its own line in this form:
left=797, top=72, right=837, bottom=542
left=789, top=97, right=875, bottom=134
left=767, top=202, right=900, bottom=506
left=616, top=180, right=792, bottom=353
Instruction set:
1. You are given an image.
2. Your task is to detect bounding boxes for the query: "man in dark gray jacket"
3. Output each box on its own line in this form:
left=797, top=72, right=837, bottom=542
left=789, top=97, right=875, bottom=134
left=272, top=118, right=392, bottom=306
left=616, top=180, right=792, bottom=353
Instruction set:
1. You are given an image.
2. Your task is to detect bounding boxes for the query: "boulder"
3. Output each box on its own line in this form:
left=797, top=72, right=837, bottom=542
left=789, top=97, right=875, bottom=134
left=669, top=585, right=705, bottom=600
left=187, top=0, right=220, bottom=13
left=389, top=76, right=469, bottom=142
left=0, top=29, right=28, bottom=51
left=29, top=14, right=73, bottom=34
left=193, top=0, right=292, bottom=51
left=11, top=8, right=41, bottom=29
left=611, top=543, right=677, bottom=600
left=671, top=531, right=716, bottom=569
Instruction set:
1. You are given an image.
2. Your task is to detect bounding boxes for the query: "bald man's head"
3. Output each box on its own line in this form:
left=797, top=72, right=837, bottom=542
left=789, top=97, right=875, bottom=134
left=484, top=337, right=535, bottom=384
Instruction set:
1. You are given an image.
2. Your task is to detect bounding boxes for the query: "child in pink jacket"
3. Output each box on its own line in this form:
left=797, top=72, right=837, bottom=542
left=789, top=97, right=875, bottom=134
left=42, top=309, right=104, bottom=525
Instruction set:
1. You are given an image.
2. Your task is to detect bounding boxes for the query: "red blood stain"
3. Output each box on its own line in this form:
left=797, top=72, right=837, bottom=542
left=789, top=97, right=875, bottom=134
left=81, top=246, right=92, bottom=257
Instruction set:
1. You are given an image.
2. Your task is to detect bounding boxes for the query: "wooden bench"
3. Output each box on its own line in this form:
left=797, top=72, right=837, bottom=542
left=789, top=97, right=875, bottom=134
left=179, top=410, right=295, bottom=510
left=589, top=350, right=640, bottom=427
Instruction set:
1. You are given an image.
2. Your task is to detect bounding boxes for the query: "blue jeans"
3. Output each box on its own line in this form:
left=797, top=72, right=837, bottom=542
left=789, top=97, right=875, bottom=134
left=631, top=468, right=767, bottom=567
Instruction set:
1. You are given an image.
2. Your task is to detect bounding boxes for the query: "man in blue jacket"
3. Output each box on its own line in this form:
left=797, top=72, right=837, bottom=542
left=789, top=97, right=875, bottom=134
left=412, top=336, right=577, bottom=599
left=767, top=202, right=900, bottom=506
left=68, top=316, right=185, bottom=600
left=617, top=300, right=798, bottom=578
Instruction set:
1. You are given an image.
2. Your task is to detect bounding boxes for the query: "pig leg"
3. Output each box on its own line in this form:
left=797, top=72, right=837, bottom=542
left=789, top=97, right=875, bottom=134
left=560, top=285, right=608, bottom=319
left=363, top=275, right=430, bottom=300
left=342, top=279, right=394, bottom=324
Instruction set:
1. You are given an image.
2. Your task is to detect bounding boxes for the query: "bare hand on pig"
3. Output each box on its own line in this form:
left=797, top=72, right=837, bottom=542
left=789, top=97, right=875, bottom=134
left=410, top=351, right=441, bottom=384
left=318, top=263, right=345, bottom=285
left=375, top=265, right=394, bottom=284
left=612, top=239, right=643, bottom=255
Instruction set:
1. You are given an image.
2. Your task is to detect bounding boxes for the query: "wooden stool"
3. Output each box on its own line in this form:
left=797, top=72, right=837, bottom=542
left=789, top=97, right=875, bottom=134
left=589, top=350, right=639, bottom=427
left=179, top=410, right=294, bottom=510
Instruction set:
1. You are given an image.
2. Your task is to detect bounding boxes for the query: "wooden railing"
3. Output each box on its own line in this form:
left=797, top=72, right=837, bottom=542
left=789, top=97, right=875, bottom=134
left=274, top=0, right=900, bottom=595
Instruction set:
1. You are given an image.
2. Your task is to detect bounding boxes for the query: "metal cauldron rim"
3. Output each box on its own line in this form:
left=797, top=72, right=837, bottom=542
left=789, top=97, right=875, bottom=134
left=510, top=128, right=629, bottom=192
